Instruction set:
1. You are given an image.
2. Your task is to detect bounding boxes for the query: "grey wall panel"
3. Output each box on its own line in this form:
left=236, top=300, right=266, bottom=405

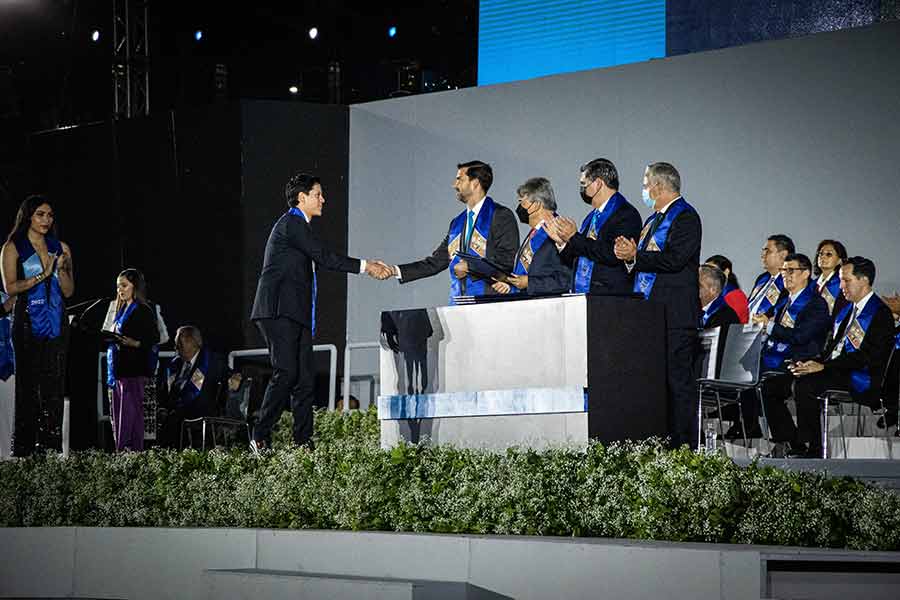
left=348, top=22, right=900, bottom=347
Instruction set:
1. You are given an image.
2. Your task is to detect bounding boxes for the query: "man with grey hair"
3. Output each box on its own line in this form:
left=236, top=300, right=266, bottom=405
left=699, top=265, right=740, bottom=330
left=492, top=177, right=570, bottom=295
left=546, top=158, right=642, bottom=294
left=614, top=162, right=702, bottom=448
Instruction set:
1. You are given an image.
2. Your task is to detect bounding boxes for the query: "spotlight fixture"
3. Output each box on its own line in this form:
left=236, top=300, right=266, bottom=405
left=388, top=26, right=397, bottom=38
left=308, top=27, right=318, bottom=40
left=91, top=30, right=100, bottom=42
left=289, top=86, right=299, bottom=94
left=194, top=30, right=203, bottom=41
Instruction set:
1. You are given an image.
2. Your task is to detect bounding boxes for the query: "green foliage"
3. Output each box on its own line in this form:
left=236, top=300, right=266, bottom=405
left=2, top=405, right=899, bottom=550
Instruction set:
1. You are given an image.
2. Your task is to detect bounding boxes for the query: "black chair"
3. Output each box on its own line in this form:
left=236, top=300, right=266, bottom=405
left=818, top=346, right=897, bottom=459
left=180, top=379, right=252, bottom=450
left=697, top=324, right=767, bottom=453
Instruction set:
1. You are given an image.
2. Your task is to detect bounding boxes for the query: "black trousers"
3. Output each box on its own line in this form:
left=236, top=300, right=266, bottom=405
left=737, top=372, right=795, bottom=441
left=794, top=369, right=852, bottom=451
left=668, top=327, right=699, bottom=449
left=254, top=317, right=315, bottom=447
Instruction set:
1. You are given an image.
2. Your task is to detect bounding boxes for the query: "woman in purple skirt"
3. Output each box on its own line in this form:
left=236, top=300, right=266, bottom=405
left=106, top=269, right=158, bottom=451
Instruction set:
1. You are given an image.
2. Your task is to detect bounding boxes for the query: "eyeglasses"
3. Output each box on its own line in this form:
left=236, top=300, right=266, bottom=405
left=817, top=251, right=836, bottom=257
left=778, top=267, right=806, bottom=274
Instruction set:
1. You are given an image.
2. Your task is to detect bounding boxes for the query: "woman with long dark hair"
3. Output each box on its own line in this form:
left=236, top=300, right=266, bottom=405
left=813, top=239, right=848, bottom=316
left=704, top=254, right=749, bottom=324
left=105, top=269, right=159, bottom=451
left=0, top=195, right=75, bottom=455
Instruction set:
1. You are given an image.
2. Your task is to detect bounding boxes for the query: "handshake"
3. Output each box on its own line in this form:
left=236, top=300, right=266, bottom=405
left=364, top=260, right=397, bottom=281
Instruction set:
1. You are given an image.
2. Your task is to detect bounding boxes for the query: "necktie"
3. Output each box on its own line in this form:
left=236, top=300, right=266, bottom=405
left=831, top=306, right=857, bottom=359
left=465, top=210, right=475, bottom=248
left=175, top=361, right=192, bottom=392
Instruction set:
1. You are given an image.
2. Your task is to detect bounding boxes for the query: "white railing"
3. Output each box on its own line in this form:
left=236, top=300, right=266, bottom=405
left=341, top=341, right=381, bottom=413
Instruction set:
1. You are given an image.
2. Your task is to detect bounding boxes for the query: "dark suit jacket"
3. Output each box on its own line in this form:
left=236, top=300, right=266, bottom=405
left=398, top=199, right=519, bottom=294
left=560, top=197, right=642, bottom=294
left=821, top=295, right=895, bottom=402
left=701, top=302, right=741, bottom=375
left=160, top=348, right=229, bottom=418
left=768, top=292, right=830, bottom=364
left=523, top=234, right=571, bottom=295
left=251, top=211, right=361, bottom=327
left=633, top=203, right=702, bottom=330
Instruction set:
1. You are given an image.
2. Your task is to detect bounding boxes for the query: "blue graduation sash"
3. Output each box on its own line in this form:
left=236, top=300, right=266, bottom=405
left=0, top=292, right=13, bottom=381
left=507, top=225, right=552, bottom=295
left=818, top=271, right=842, bottom=315
left=748, top=272, right=784, bottom=316
left=13, top=235, right=64, bottom=340
left=572, top=192, right=626, bottom=293
left=832, top=296, right=884, bottom=394
left=447, top=197, right=496, bottom=304
left=166, top=349, right=209, bottom=406
left=288, top=207, right=317, bottom=336
left=762, top=282, right=816, bottom=370
left=700, top=294, right=727, bottom=328
left=633, top=198, right=695, bottom=299
left=106, top=301, right=138, bottom=386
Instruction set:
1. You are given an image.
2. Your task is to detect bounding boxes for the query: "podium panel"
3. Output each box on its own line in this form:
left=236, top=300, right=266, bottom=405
left=378, top=295, right=667, bottom=449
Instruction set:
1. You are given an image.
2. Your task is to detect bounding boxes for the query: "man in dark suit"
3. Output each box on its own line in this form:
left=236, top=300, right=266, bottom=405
left=614, top=162, right=702, bottom=448
left=729, top=254, right=830, bottom=444
left=747, top=234, right=794, bottom=318
left=490, top=177, right=570, bottom=296
left=158, top=325, right=229, bottom=448
left=546, top=158, right=642, bottom=294
left=787, top=256, right=895, bottom=457
left=250, top=173, right=386, bottom=451
left=379, top=161, right=519, bottom=304
left=696, top=264, right=740, bottom=384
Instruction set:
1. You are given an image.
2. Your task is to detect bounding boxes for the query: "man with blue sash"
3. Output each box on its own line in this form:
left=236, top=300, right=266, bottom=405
left=614, top=162, right=702, bottom=448
left=159, top=326, right=228, bottom=448
left=728, top=254, right=830, bottom=447
left=747, top=235, right=794, bottom=318
left=788, top=257, right=895, bottom=458
left=491, top=177, right=570, bottom=296
left=696, top=265, right=740, bottom=384
left=545, top=158, right=641, bottom=294
left=384, top=161, right=519, bottom=305
left=250, top=173, right=387, bottom=453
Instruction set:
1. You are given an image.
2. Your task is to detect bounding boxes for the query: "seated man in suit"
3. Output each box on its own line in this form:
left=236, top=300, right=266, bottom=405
left=380, top=161, right=519, bottom=304
left=491, top=177, right=570, bottom=296
left=726, top=254, right=830, bottom=445
left=159, top=325, right=229, bottom=448
left=545, top=158, right=642, bottom=294
left=787, top=256, right=895, bottom=457
left=696, top=264, right=740, bottom=382
left=747, top=234, right=795, bottom=318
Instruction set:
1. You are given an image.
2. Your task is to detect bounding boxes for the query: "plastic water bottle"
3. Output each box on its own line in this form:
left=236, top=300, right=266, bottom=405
left=705, top=420, right=717, bottom=454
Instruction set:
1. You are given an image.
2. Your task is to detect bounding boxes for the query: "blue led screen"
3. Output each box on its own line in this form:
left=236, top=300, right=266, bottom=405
left=478, top=0, right=666, bottom=86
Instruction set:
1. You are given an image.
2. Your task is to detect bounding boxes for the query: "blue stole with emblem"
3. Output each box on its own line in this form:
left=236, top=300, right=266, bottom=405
left=832, top=296, right=883, bottom=394
left=0, top=292, right=13, bottom=381
left=762, top=283, right=816, bottom=370
left=447, top=197, right=497, bottom=304
left=700, top=294, right=727, bottom=328
left=748, top=272, right=784, bottom=316
left=572, top=192, right=626, bottom=293
left=633, top=198, right=695, bottom=299
left=507, top=225, right=552, bottom=295
left=288, top=207, right=318, bottom=336
left=818, top=271, right=842, bottom=315
left=14, top=235, right=64, bottom=340
left=106, top=301, right=138, bottom=386
left=166, top=349, right=209, bottom=406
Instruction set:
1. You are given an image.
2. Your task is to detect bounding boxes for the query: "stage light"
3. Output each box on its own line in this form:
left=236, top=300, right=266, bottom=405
left=308, top=27, right=318, bottom=40
left=91, top=30, right=100, bottom=42
left=194, top=30, right=203, bottom=41
left=388, top=26, right=397, bottom=38
left=289, top=86, right=299, bottom=94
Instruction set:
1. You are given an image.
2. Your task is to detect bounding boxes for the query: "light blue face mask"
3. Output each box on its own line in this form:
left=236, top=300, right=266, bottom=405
left=641, top=187, right=655, bottom=209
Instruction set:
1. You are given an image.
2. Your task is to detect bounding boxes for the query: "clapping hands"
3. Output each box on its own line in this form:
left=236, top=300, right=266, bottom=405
left=613, top=236, right=637, bottom=261
left=545, top=216, right=578, bottom=245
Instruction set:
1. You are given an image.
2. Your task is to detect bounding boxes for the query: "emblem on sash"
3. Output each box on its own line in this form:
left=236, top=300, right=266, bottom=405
left=469, top=229, right=487, bottom=257
left=765, top=283, right=781, bottom=305
left=447, top=234, right=461, bottom=259
left=646, top=237, right=661, bottom=252
left=638, top=221, right=652, bottom=245
left=519, top=244, right=533, bottom=272
left=847, top=319, right=866, bottom=350
left=779, top=310, right=795, bottom=329
left=191, top=368, right=205, bottom=390
left=586, top=227, right=598, bottom=241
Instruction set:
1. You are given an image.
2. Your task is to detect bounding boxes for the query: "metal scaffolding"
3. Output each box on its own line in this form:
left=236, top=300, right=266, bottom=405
left=112, top=0, right=150, bottom=119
